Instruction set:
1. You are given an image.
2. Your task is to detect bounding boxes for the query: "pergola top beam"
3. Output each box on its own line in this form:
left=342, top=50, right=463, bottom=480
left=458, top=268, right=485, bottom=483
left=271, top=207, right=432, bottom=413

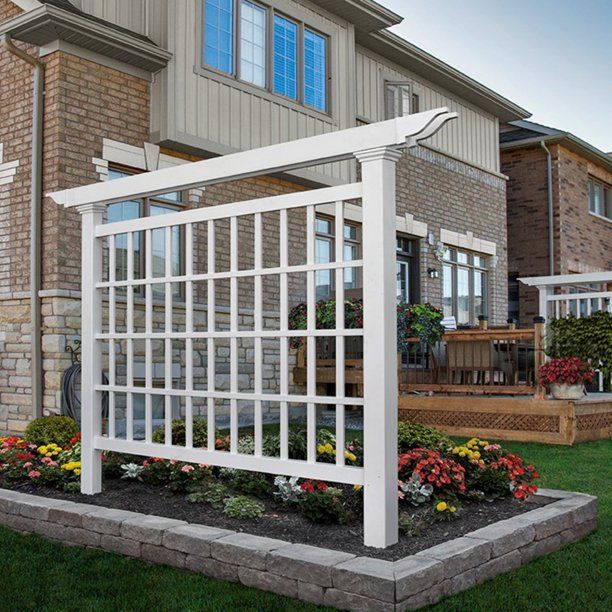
left=48, top=108, right=456, bottom=208
left=520, top=271, right=612, bottom=287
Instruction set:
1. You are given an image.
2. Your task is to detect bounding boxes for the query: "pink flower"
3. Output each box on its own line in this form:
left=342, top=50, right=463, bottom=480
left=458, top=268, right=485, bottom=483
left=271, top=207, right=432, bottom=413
left=181, top=465, right=194, bottom=473
left=169, top=460, right=177, bottom=465
left=198, top=463, right=209, bottom=469
left=23, top=462, right=33, bottom=468
left=28, top=470, right=41, bottom=479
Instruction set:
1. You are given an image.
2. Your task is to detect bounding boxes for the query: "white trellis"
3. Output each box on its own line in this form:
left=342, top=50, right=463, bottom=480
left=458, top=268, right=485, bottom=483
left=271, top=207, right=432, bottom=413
left=49, top=108, right=456, bottom=548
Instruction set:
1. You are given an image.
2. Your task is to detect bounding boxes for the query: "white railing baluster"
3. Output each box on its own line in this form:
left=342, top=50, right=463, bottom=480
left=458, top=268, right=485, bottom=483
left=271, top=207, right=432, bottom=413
left=126, top=231, right=134, bottom=441
left=185, top=223, right=194, bottom=449
left=280, top=208, right=289, bottom=460
left=108, top=234, right=116, bottom=439
left=145, top=229, right=153, bottom=444
left=253, top=212, right=263, bottom=457
left=306, top=205, right=316, bottom=463
left=230, top=216, right=239, bottom=454
left=334, top=200, right=345, bottom=467
left=207, top=220, right=216, bottom=451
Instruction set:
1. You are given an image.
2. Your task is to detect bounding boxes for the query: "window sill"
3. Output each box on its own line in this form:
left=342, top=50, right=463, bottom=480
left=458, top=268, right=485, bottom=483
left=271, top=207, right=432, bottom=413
left=588, top=211, right=612, bottom=224
left=193, top=64, right=335, bottom=124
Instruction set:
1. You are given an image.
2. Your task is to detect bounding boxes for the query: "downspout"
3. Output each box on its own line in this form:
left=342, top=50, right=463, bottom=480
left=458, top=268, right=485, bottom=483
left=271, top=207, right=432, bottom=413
left=540, top=141, right=554, bottom=276
left=1, top=34, right=44, bottom=419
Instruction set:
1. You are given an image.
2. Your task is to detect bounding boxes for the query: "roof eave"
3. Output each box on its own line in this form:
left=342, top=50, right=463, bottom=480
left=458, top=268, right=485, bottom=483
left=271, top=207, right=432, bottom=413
left=0, top=4, right=172, bottom=72
left=357, top=29, right=530, bottom=122
left=501, top=134, right=612, bottom=172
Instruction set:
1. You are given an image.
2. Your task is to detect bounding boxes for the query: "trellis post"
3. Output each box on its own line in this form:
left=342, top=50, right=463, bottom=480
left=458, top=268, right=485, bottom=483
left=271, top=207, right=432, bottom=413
left=356, top=146, right=402, bottom=548
left=78, top=202, right=105, bottom=494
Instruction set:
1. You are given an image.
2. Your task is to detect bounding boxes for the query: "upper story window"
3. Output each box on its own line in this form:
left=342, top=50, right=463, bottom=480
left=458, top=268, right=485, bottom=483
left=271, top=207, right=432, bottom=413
left=442, top=248, right=488, bottom=326
left=106, top=168, right=183, bottom=297
left=202, top=0, right=329, bottom=112
left=588, top=177, right=611, bottom=220
left=385, top=82, right=419, bottom=119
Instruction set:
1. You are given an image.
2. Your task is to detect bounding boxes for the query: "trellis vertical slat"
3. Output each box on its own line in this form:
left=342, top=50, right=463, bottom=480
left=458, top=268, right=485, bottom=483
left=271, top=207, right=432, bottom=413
left=126, top=232, right=134, bottom=441
left=185, top=223, right=194, bottom=449
left=253, top=212, right=263, bottom=457
left=306, top=205, right=316, bottom=463
left=164, top=226, right=173, bottom=445
left=230, top=216, right=239, bottom=454
left=144, top=229, right=153, bottom=444
left=107, top=235, right=116, bottom=439
left=334, top=200, right=346, bottom=466
left=207, top=220, right=216, bottom=451
left=279, top=208, right=289, bottom=460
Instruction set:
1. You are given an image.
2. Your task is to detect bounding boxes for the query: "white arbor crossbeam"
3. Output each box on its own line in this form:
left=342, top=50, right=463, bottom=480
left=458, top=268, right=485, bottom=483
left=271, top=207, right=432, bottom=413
left=51, top=108, right=456, bottom=548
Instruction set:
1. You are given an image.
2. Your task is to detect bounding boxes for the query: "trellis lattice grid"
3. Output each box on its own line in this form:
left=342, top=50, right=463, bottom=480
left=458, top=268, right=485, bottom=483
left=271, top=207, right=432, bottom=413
left=93, top=183, right=365, bottom=485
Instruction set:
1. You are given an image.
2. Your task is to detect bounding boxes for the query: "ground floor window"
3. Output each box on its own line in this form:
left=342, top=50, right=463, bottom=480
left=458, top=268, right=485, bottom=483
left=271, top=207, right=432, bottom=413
left=442, top=248, right=488, bottom=326
left=396, top=235, right=419, bottom=303
left=106, top=168, right=184, bottom=297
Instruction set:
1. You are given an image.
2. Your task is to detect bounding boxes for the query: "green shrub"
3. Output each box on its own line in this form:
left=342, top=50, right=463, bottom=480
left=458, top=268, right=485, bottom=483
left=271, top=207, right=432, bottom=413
left=152, top=419, right=208, bottom=447
left=25, top=416, right=79, bottom=447
left=222, top=469, right=271, bottom=497
left=223, top=496, right=265, bottom=519
left=186, top=482, right=230, bottom=509
left=299, top=488, right=349, bottom=524
left=397, top=422, right=452, bottom=452
left=547, top=311, right=612, bottom=390
left=262, top=428, right=308, bottom=460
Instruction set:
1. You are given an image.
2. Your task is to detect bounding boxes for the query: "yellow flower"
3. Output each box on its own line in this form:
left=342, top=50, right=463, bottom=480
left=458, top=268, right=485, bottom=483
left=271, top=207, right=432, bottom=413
left=317, top=444, right=325, bottom=454
left=344, top=451, right=357, bottom=462
left=325, top=443, right=334, bottom=453
left=436, top=501, right=447, bottom=512
left=450, top=506, right=457, bottom=513
left=74, top=469, right=81, bottom=476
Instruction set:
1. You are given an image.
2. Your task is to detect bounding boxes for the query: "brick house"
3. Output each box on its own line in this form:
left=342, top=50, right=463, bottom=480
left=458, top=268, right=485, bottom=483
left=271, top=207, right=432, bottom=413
left=0, top=0, right=528, bottom=434
left=501, top=120, right=612, bottom=326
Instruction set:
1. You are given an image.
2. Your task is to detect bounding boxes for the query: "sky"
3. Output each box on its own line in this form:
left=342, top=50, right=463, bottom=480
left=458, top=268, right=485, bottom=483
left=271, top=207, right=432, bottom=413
left=381, top=0, right=612, bottom=152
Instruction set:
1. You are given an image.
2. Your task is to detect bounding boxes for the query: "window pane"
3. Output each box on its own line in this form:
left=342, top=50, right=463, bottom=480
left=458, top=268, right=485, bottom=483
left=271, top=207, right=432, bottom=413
left=240, top=0, right=266, bottom=87
left=150, top=205, right=181, bottom=297
left=457, top=268, right=469, bottom=325
left=316, top=218, right=331, bottom=234
left=474, top=271, right=486, bottom=318
left=315, top=237, right=332, bottom=263
left=397, top=261, right=409, bottom=301
left=344, top=224, right=357, bottom=241
left=605, top=188, right=611, bottom=219
left=588, top=179, right=594, bottom=212
left=385, top=83, right=410, bottom=119
left=456, top=251, right=469, bottom=265
left=593, top=183, right=602, bottom=215
left=204, top=0, right=234, bottom=74
left=303, top=29, right=327, bottom=111
left=273, top=15, right=297, bottom=100
left=442, top=265, right=453, bottom=318
left=343, top=243, right=357, bottom=289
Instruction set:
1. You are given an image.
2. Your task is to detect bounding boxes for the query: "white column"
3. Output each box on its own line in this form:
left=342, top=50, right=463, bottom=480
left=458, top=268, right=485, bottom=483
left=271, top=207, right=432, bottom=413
left=77, top=202, right=105, bottom=494
left=537, top=285, right=553, bottom=322
left=355, top=146, right=402, bottom=548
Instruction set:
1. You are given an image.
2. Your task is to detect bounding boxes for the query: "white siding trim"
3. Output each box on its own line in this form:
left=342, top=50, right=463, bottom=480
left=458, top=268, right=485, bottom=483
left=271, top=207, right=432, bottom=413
left=440, top=228, right=497, bottom=256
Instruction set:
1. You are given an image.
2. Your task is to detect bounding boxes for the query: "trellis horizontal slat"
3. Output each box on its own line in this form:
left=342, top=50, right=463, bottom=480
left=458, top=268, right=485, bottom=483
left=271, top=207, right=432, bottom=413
left=94, top=436, right=364, bottom=484
left=95, top=183, right=363, bottom=237
left=96, top=329, right=364, bottom=340
left=95, top=260, right=363, bottom=288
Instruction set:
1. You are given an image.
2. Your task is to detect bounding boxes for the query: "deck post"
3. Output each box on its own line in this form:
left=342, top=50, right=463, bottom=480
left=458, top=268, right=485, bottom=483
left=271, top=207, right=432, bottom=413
left=78, top=203, right=105, bottom=494
left=533, top=316, right=546, bottom=399
left=356, top=146, right=402, bottom=548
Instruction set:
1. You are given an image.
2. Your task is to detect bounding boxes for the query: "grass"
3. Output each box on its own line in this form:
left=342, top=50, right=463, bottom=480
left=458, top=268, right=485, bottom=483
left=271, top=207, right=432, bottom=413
left=0, top=440, right=610, bottom=611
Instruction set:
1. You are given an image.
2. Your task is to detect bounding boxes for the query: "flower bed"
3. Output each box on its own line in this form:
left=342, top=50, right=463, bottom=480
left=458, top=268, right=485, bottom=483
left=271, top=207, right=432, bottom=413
left=0, top=418, right=543, bottom=559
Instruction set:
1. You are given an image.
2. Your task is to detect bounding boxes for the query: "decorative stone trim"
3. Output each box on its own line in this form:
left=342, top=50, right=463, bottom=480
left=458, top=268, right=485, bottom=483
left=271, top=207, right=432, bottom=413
left=440, top=228, right=497, bottom=256
left=0, top=144, right=19, bottom=187
left=0, top=488, right=597, bottom=610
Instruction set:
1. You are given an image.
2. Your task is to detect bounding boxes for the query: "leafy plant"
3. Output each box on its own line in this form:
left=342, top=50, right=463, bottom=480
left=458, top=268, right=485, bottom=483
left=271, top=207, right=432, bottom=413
left=186, top=482, right=230, bottom=509
left=152, top=419, right=208, bottom=447
left=299, top=486, right=349, bottom=524
left=223, top=496, right=265, bottom=519
left=397, top=422, right=452, bottom=452
left=547, top=312, right=612, bottom=390
left=24, top=417, right=79, bottom=447
left=120, top=463, right=145, bottom=481
left=221, top=468, right=271, bottom=497
left=273, top=476, right=302, bottom=503
left=398, top=472, right=434, bottom=505
left=398, top=512, right=426, bottom=536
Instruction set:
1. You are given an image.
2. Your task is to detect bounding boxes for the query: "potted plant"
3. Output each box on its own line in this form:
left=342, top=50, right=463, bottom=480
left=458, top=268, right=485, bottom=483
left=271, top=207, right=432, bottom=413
left=538, top=356, right=595, bottom=400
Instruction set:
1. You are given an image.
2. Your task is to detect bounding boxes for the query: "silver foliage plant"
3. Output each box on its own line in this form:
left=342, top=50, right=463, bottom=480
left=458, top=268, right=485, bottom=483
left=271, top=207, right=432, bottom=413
left=273, top=475, right=303, bottom=503
left=400, top=471, right=434, bottom=505
left=120, top=463, right=145, bottom=481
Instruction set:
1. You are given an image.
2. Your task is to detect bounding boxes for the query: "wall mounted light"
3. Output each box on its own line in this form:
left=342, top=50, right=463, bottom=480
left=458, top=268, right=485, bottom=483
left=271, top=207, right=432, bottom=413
left=427, top=267, right=439, bottom=279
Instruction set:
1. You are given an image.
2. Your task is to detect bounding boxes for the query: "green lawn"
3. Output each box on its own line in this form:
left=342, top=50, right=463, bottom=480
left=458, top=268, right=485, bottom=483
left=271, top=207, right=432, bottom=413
left=0, top=439, right=610, bottom=611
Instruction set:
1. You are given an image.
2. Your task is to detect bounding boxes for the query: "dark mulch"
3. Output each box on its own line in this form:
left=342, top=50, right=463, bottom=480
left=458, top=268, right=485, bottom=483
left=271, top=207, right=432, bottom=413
left=2, top=477, right=546, bottom=561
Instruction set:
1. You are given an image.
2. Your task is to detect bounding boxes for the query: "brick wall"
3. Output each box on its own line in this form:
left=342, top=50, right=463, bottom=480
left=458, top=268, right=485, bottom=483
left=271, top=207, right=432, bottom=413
left=502, top=142, right=612, bottom=325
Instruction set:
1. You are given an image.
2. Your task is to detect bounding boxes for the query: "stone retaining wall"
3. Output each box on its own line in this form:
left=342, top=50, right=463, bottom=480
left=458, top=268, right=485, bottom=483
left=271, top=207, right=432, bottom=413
left=0, top=488, right=597, bottom=610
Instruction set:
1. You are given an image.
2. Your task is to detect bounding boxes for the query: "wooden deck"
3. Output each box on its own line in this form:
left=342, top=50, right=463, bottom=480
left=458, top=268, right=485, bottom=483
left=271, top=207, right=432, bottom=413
left=398, top=393, right=612, bottom=445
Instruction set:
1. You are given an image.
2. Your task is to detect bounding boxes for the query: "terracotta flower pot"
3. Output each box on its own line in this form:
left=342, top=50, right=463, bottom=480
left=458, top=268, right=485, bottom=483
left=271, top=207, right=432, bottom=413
left=550, top=383, right=584, bottom=400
